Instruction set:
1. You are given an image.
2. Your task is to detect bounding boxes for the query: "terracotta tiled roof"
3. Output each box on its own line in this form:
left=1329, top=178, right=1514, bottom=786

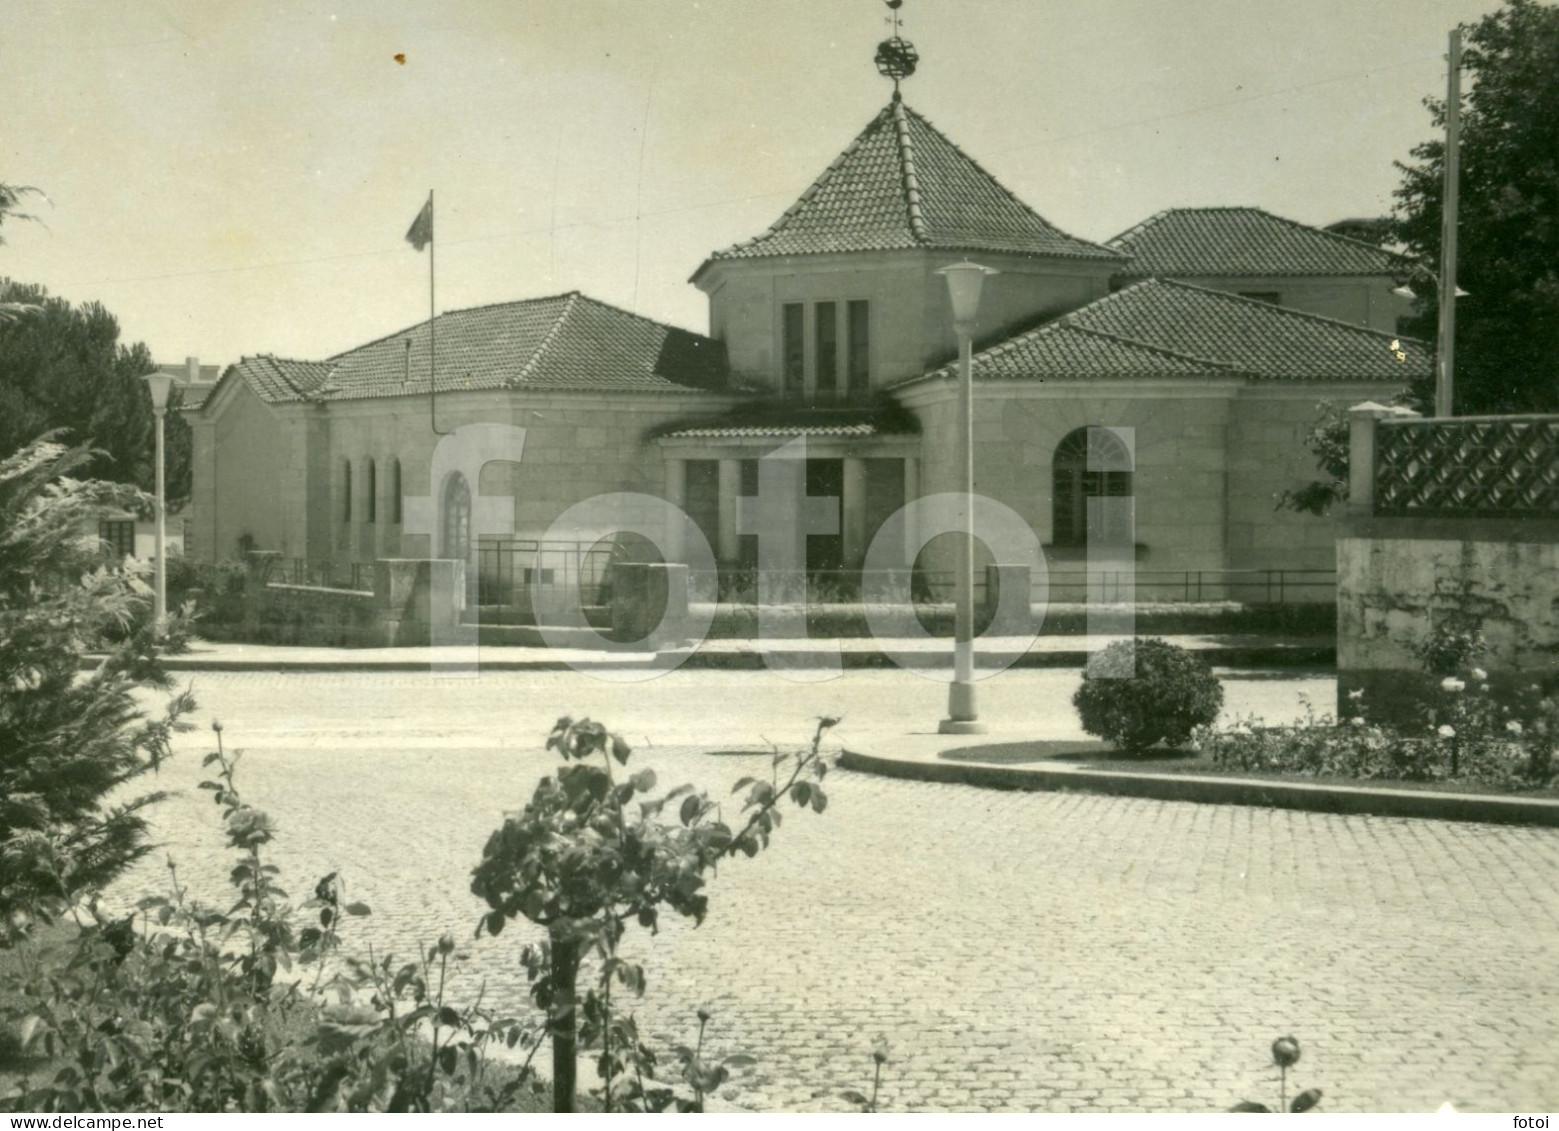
left=655, top=404, right=919, bottom=441
left=919, top=320, right=1237, bottom=384
left=1065, top=279, right=1431, bottom=381
left=700, top=99, right=1123, bottom=269
left=1108, top=207, right=1410, bottom=278
left=895, top=278, right=1430, bottom=389
left=229, top=292, right=728, bottom=405
left=172, top=384, right=215, bottom=412
left=230, top=356, right=338, bottom=404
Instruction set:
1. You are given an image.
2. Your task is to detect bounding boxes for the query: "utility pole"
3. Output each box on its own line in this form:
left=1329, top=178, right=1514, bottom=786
left=1437, top=26, right=1462, bottom=418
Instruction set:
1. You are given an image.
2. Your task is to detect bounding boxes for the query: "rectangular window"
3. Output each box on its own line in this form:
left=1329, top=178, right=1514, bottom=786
left=847, top=300, right=870, bottom=400
left=99, top=519, right=136, bottom=558
left=782, top=303, right=804, bottom=399
left=814, top=301, right=838, bottom=401
left=366, top=461, right=377, bottom=524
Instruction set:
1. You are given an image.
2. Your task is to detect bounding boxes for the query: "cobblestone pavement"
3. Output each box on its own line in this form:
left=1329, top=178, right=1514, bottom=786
left=111, top=670, right=1559, bottom=1113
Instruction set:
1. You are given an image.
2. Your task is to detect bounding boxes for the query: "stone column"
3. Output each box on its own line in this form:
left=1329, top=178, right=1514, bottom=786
left=842, top=456, right=867, bottom=568
left=717, top=457, right=741, bottom=564
left=902, top=457, right=920, bottom=568
left=984, top=563, right=1033, bottom=636
left=1347, top=402, right=1405, bottom=513
left=664, top=458, right=687, bottom=564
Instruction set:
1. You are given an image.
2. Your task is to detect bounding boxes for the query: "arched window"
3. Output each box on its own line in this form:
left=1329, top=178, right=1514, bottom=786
left=1052, top=426, right=1133, bottom=547
left=442, top=471, right=472, bottom=561
left=365, top=458, right=377, bottom=524
left=391, top=459, right=403, bottom=524
left=342, top=460, right=353, bottom=523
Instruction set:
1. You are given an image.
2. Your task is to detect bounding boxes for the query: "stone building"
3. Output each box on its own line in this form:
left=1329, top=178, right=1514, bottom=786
left=186, top=93, right=1430, bottom=607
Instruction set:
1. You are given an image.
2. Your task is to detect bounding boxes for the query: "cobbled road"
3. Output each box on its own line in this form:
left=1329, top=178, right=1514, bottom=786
left=109, top=669, right=1559, bottom=1113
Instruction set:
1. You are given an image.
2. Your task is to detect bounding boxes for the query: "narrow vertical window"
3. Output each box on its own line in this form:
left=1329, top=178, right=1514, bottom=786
left=391, top=459, right=403, bottom=524
left=847, top=299, right=870, bottom=401
left=366, top=459, right=377, bottom=524
left=343, top=460, right=353, bottom=523
left=782, top=302, right=804, bottom=399
left=814, top=301, right=838, bottom=401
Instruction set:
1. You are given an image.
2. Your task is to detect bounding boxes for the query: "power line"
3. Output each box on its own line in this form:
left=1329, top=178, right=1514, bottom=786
left=54, top=50, right=1448, bottom=291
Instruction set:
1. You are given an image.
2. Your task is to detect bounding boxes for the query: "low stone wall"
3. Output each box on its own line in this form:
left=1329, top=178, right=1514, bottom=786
left=1336, top=515, right=1559, bottom=722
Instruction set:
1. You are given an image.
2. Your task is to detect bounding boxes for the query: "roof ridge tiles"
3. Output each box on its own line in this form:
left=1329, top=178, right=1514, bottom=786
left=902, top=103, right=1125, bottom=259
left=1056, top=321, right=1241, bottom=371
left=1154, top=277, right=1430, bottom=345
left=509, top=291, right=579, bottom=388
left=890, top=98, right=930, bottom=243
left=324, top=290, right=580, bottom=362
left=721, top=104, right=895, bottom=256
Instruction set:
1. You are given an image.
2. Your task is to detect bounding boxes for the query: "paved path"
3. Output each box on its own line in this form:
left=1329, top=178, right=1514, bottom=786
left=111, top=670, right=1559, bottom=1112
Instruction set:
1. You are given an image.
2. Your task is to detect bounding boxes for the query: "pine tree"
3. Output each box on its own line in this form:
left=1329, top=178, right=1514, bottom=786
left=0, top=437, right=193, bottom=941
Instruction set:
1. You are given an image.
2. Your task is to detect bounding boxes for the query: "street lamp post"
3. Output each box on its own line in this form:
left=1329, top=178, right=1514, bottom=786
left=141, top=371, right=175, bottom=636
left=937, top=261, right=997, bottom=735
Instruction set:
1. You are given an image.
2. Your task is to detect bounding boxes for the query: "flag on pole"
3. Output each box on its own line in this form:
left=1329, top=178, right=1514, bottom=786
left=405, top=194, right=433, bottom=251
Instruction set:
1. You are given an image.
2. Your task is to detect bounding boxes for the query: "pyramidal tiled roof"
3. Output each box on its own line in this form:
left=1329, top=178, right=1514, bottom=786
left=1065, top=279, right=1431, bottom=381
left=224, top=292, right=728, bottom=405
left=701, top=98, right=1123, bottom=268
left=1108, top=207, right=1411, bottom=278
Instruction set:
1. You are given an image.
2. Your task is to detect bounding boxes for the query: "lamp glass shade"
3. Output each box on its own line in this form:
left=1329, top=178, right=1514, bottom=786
left=141, top=372, right=175, bottom=411
left=937, top=261, right=998, bottom=327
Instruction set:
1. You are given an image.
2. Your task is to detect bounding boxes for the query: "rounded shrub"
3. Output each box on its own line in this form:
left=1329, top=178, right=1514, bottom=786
left=1072, top=637, right=1224, bottom=754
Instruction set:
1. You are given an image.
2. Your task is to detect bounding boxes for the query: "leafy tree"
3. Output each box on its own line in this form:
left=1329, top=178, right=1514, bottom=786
left=1392, top=0, right=1559, bottom=414
left=0, top=184, right=43, bottom=326
left=471, top=716, right=832, bottom=1112
left=0, top=279, right=192, bottom=510
left=0, top=437, right=193, bottom=941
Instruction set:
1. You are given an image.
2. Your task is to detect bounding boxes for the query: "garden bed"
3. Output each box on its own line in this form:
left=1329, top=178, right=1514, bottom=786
left=938, top=737, right=1559, bottom=799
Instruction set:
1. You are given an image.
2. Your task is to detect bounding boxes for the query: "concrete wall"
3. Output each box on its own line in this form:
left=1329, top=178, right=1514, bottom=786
left=1338, top=518, right=1559, bottom=673
left=1225, top=385, right=1400, bottom=574
left=201, top=384, right=749, bottom=567
left=205, top=380, right=290, bottom=562
left=902, top=380, right=1239, bottom=581
left=1158, top=275, right=1414, bottom=335
left=700, top=250, right=1114, bottom=392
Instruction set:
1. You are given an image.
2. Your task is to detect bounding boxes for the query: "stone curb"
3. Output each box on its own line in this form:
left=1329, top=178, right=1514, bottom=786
left=838, top=748, right=1559, bottom=828
left=88, top=642, right=1334, bottom=673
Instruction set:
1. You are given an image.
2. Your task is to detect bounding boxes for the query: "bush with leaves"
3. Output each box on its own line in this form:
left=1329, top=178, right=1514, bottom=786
left=470, top=715, right=833, bottom=1112
left=1073, top=638, right=1224, bottom=754
left=3, top=723, right=542, bottom=1114
left=0, top=437, right=194, bottom=940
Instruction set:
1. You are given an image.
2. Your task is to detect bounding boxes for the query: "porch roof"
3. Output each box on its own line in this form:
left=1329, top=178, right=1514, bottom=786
left=653, top=403, right=920, bottom=442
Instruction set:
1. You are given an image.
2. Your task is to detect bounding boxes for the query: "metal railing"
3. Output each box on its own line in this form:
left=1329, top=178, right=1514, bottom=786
left=271, top=558, right=372, bottom=593
left=687, top=567, right=1333, bottom=606
left=475, top=539, right=617, bottom=609
left=1041, top=569, right=1335, bottom=605
left=1376, top=414, right=1559, bottom=517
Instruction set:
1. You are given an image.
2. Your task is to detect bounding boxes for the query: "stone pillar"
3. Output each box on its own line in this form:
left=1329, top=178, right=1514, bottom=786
left=664, top=458, right=687, bottom=564
left=717, top=458, right=741, bottom=564
left=902, top=457, right=920, bottom=569
left=842, top=456, right=867, bottom=568
left=1347, top=402, right=1414, bottom=513
left=610, top=562, right=690, bottom=649
left=373, top=558, right=465, bottom=646
left=984, top=563, right=1032, bottom=636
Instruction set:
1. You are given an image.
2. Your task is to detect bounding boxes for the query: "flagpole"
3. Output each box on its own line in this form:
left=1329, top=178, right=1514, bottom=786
left=428, top=190, right=447, bottom=435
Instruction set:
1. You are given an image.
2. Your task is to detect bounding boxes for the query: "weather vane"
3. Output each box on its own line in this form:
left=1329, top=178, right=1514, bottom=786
left=874, top=0, right=918, bottom=98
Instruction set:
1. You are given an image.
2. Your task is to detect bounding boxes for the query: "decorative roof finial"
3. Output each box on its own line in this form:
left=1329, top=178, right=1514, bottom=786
left=874, top=0, right=918, bottom=100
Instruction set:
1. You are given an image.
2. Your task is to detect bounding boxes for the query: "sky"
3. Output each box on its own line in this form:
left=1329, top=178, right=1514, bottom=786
left=1, top=0, right=1505, bottom=368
